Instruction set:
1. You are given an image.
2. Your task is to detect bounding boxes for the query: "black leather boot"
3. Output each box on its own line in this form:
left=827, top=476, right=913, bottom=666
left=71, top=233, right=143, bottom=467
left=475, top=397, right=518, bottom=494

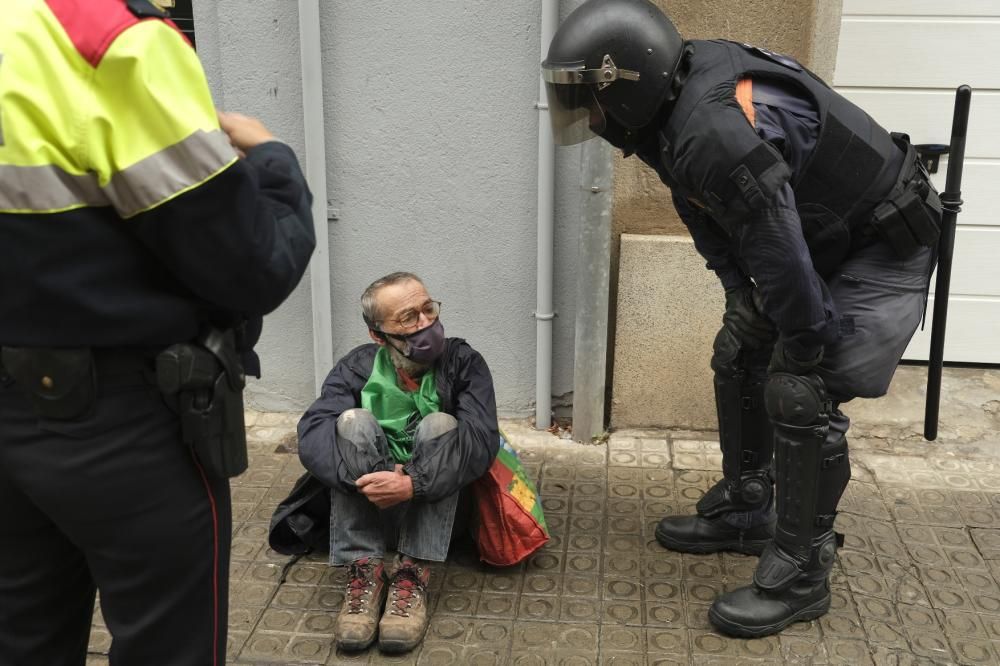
left=709, top=531, right=837, bottom=637
left=708, top=373, right=851, bottom=638
left=655, top=481, right=775, bottom=555
left=656, top=355, right=775, bottom=556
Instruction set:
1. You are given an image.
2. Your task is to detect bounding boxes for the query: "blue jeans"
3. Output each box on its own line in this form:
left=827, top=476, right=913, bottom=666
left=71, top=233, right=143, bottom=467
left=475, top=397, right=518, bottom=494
left=329, top=409, right=460, bottom=565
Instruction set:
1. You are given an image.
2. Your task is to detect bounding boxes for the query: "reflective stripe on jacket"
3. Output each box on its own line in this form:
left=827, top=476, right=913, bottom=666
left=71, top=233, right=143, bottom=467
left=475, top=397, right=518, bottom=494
left=0, top=0, right=316, bottom=348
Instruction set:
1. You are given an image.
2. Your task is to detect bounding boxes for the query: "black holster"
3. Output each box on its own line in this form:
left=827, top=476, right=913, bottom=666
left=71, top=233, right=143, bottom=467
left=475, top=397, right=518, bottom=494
left=0, top=347, right=97, bottom=420
left=156, top=329, right=248, bottom=478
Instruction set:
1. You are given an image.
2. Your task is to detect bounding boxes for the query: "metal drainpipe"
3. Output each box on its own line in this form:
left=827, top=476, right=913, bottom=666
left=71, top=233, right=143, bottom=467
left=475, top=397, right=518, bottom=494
left=535, top=0, right=559, bottom=429
left=298, top=0, right=335, bottom=396
left=572, top=139, right=614, bottom=441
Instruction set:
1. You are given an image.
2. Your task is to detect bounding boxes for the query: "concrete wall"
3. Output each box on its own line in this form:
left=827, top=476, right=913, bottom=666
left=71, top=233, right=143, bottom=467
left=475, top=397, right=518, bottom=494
left=193, top=1, right=587, bottom=416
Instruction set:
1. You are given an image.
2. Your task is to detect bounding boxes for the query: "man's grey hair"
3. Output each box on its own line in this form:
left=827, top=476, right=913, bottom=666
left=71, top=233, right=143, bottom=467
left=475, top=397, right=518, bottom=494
left=361, top=271, right=424, bottom=329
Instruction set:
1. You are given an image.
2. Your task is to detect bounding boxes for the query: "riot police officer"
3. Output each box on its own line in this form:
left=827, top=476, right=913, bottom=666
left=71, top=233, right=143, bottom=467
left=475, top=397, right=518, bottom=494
left=542, top=0, right=941, bottom=637
left=0, top=0, right=315, bottom=663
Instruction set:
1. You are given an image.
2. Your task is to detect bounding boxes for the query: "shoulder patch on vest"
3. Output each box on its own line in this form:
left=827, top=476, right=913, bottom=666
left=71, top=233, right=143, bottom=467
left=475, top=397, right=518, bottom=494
left=738, top=43, right=802, bottom=72
left=45, top=0, right=140, bottom=67
left=727, top=143, right=792, bottom=209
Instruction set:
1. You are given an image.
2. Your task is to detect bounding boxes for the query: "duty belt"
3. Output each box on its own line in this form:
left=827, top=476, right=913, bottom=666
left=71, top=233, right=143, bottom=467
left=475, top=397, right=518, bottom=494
left=855, top=135, right=943, bottom=257
left=0, top=347, right=158, bottom=419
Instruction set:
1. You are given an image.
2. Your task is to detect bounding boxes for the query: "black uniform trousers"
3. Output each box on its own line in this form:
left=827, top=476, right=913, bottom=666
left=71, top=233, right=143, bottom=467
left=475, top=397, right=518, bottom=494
left=0, top=368, right=231, bottom=666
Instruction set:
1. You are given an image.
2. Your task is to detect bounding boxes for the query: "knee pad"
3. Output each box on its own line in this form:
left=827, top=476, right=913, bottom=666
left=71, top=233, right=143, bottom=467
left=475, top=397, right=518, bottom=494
left=710, top=326, right=741, bottom=378
left=711, top=323, right=772, bottom=380
left=764, top=373, right=830, bottom=428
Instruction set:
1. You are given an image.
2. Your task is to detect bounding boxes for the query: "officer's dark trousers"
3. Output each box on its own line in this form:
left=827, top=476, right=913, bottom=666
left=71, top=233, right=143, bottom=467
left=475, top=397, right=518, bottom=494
left=819, top=241, right=933, bottom=402
left=0, top=374, right=230, bottom=666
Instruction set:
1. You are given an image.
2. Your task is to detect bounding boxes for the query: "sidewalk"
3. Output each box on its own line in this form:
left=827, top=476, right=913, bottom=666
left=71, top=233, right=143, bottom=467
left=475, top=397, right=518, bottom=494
left=85, top=366, right=1000, bottom=664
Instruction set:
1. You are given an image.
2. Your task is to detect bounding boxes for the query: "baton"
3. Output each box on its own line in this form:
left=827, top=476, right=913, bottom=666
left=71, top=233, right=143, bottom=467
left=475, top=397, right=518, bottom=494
left=924, top=85, right=972, bottom=441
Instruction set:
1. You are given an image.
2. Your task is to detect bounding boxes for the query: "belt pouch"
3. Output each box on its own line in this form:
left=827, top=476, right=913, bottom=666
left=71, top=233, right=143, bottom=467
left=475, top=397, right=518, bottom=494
left=0, top=347, right=96, bottom=420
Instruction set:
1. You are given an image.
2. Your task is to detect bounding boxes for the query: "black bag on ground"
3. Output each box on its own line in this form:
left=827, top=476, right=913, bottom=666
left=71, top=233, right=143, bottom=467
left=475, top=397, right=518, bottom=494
left=268, top=472, right=331, bottom=556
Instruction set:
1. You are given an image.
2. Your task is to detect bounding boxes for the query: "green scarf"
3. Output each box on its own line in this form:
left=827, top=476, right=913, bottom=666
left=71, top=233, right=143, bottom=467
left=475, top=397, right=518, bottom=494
left=360, top=346, right=441, bottom=463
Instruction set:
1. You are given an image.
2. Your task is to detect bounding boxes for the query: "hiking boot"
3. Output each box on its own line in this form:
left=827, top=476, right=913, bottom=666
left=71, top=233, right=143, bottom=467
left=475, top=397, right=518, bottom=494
left=334, top=557, right=387, bottom=651
left=655, top=513, right=775, bottom=555
left=378, top=556, right=432, bottom=653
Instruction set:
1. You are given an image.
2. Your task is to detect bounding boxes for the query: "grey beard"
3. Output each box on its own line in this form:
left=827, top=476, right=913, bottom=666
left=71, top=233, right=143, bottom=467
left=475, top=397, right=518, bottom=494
left=386, top=342, right=431, bottom=378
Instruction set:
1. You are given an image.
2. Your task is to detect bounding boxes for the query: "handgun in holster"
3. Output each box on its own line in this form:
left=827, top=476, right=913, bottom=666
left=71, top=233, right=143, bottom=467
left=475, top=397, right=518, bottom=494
left=156, top=328, right=249, bottom=478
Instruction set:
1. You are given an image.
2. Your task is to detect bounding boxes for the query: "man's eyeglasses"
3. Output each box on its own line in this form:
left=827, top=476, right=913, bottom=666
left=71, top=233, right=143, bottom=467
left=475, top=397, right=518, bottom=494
left=380, top=300, right=441, bottom=330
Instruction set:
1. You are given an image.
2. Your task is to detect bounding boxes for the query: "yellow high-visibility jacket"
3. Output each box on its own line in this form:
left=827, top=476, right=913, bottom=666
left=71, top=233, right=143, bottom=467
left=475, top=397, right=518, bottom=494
left=0, top=0, right=315, bottom=358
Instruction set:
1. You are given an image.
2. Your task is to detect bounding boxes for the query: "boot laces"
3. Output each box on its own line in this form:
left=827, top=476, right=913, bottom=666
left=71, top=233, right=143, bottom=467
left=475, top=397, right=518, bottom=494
left=389, top=563, right=426, bottom=617
left=346, top=558, right=377, bottom=614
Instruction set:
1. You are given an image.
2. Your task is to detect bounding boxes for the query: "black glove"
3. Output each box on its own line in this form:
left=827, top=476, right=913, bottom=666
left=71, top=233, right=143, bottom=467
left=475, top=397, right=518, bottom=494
left=769, top=337, right=824, bottom=375
left=722, top=286, right=775, bottom=350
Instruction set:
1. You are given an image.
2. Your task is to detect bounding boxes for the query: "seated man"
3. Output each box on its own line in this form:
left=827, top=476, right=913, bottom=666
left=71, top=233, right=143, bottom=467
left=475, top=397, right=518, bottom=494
left=297, top=271, right=499, bottom=653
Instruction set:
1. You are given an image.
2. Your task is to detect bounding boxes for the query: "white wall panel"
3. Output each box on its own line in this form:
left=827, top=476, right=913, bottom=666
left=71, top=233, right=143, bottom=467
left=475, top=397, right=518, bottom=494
left=905, top=296, right=1000, bottom=362
left=837, top=90, right=1000, bottom=159
left=835, top=3, right=1000, bottom=363
left=928, top=161, right=1000, bottom=229
left=835, top=19, right=1000, bottom=88
left=927, top=227, right=1000, bottom=297
left=843, top=0, right=1000, bottom=17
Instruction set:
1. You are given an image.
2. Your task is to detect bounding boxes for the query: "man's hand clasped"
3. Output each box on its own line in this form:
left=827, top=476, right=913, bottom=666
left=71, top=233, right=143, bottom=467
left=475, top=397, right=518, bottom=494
left=355, top=465, right=414, bottom=509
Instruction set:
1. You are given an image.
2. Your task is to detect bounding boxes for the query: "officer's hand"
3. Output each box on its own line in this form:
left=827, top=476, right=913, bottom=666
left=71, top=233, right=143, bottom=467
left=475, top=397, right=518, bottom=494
left=769, top=337, right=823, bottom=375
left=723, top=286, right=775, bottom=349
left=218, top=111, right=275, bottom=156
left=355, top=469, right=413, bottom=509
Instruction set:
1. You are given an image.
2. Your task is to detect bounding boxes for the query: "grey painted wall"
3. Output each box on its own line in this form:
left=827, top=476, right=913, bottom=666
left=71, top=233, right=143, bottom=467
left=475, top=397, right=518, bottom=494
left=193, top=1, right=586, bottom=416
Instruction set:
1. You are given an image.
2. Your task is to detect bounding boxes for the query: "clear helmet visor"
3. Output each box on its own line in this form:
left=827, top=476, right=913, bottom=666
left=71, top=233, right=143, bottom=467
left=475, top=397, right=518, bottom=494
left=543, top=82, right=607, bottom=146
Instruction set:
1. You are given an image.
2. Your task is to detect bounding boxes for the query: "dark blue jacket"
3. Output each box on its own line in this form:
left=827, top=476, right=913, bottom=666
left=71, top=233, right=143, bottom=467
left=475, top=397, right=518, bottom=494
left=297, top=338, right=500, bottom=503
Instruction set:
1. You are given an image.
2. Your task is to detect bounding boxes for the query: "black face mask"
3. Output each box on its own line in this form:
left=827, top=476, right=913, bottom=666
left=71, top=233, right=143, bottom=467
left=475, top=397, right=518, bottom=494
left=381, top=319, right=446, bottom=365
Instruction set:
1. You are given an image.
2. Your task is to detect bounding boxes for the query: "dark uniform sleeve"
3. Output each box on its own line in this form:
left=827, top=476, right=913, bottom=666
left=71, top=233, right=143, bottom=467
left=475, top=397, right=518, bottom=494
left=734, top=184, right=837, bottom=356
left=676, top=95, right=835, bottom=357
left=130, top=143, right=316, bottom=317
left=296, top=346, right=375, bottom=491
left=731, top=101, right=838, bottom=355
left=672, top=193, right=750, bottom=292
left=89, top=18, right=316, bottom=319
left=403, top=343, right=500, bottom=503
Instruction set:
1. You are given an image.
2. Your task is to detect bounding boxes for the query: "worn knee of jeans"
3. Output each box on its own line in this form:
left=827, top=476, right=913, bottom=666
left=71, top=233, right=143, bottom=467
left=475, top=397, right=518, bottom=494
left=414, top=412, right=458, bottom=444
left=335, top=408, right=390, bottom=475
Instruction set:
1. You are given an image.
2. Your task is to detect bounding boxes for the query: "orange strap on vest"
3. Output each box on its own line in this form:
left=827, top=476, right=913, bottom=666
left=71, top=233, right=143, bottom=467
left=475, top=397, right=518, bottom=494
left=736, top=77, right=755, bottom=127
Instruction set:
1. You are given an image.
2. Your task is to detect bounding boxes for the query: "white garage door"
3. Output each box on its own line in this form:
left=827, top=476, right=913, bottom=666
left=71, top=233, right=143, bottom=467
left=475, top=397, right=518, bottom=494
left=834, top=0, right=1000, bottom=363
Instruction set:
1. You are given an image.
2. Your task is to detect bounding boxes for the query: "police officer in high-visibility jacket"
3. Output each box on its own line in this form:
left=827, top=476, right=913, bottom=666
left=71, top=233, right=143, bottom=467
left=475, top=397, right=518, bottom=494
left=0, top=1, right=315, bottom=663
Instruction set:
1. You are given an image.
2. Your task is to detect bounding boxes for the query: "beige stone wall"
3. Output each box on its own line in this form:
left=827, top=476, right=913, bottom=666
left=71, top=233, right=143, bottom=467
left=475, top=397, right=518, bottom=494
left=612, top=236, right=725, bottom=428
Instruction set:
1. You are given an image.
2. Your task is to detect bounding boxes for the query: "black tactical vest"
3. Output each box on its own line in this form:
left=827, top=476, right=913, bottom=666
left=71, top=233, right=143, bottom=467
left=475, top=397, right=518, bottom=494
left=645, top=40, right=905, bottom=270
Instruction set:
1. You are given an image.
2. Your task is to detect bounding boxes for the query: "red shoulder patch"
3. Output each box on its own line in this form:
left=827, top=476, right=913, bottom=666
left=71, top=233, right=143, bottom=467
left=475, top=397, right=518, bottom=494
left=44, top=0, right=189, bottom=67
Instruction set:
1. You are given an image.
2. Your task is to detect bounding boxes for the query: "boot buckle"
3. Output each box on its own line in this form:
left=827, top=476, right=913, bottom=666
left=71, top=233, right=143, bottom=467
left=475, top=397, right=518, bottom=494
left=821, top=453, right=845, bottom=469
left=753, top=542, right=802, bottom=592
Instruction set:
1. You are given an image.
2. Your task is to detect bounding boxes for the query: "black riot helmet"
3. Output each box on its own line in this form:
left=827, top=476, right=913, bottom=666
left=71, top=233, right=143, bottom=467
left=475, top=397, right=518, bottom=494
left=541, top=0, right=685, bottom=145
